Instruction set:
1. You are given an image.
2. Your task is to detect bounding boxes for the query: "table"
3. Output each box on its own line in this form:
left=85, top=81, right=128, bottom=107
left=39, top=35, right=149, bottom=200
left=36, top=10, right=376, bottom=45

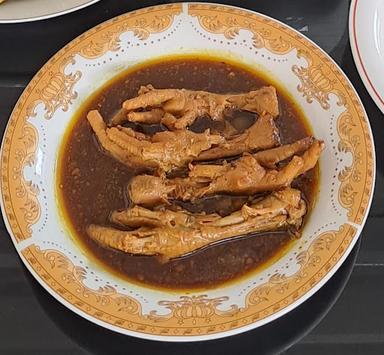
left=0, top=0, right=383, bottom=354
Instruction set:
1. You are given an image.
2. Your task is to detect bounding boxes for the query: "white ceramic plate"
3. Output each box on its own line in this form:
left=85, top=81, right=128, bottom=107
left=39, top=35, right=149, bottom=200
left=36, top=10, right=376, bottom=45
left=349, top=0, right=384, bottom=114
left=0, top=0, right=100, bottom=23
left=0, top=3, right=375, bottom=341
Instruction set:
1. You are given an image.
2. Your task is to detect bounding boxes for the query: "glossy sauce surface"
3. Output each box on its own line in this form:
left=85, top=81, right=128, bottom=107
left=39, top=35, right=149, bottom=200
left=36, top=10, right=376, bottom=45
left=57, top=57, right=318, bottom=290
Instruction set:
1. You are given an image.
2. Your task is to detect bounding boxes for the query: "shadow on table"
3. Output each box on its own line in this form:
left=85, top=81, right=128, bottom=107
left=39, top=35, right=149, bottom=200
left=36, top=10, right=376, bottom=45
left=24, top=240, right=360, bottom=355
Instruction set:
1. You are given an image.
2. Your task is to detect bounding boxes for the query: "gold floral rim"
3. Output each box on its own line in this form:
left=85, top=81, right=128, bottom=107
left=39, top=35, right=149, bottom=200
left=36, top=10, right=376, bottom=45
left=0, top=3, right=375, bottom=339
left=21, top=224, right=355, bottom=336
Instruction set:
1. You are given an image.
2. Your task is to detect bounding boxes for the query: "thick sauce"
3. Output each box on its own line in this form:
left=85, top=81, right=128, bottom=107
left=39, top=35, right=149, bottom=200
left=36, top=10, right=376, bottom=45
left=57, top=56, right=318, bottom=290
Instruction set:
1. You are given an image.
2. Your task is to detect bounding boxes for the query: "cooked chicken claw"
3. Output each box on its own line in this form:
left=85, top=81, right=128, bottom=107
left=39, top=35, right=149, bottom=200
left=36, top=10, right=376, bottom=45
left=87, top=188, right=306, bottom=259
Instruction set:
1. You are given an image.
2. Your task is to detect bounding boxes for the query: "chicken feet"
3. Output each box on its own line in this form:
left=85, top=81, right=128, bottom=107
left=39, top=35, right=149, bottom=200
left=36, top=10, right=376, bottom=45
left=128, top=138, right=323, bottom=205
left=87, top=188, right=306, bottom=259
left=87, top=110, right=223, bottom=172
left=111, top=85, right=279, bottom=130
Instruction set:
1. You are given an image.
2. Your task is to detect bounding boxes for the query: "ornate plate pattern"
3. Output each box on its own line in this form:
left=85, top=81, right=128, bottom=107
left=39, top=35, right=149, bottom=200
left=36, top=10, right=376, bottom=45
left=0, top=3, right=375, bottom=341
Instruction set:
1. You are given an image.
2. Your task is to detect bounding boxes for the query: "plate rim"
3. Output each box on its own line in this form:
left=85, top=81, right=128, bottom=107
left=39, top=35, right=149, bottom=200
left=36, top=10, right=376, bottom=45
left=0, top=0, right=101, bottom=24
left=349, top=0, right=384, bottom=114
left=0, top=2, right=376, bottom=341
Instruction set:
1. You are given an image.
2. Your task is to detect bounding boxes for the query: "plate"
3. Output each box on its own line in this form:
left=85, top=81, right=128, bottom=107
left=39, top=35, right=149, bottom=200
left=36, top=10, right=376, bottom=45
left=0, top=3, right=375, bottom=341
left=349, top=0, right=384, bottom=114
left=0, top=0, right=100, bottom=23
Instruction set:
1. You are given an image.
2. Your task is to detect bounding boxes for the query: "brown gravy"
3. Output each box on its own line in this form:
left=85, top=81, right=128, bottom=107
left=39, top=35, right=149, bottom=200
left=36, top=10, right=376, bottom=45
left=57, top=56, right=318, bottom=290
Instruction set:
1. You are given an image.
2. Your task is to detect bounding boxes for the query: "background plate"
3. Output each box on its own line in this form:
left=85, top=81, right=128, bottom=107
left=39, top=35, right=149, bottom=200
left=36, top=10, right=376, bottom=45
left=0, top=0, right=101, bottom=23
left=349, top=0, right=384, bottom=114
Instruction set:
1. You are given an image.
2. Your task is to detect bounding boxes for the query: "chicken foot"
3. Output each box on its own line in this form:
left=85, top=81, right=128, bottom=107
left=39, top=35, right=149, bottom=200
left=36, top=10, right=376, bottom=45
left=87, top=110, right=223, bottom=172
left=195, top=113, right=280, bottom=161
left=111, top=85, right=279, bottom=130
left=87, top=188, right=306, bottom=259
left=128, top=138, right=323, bottom=205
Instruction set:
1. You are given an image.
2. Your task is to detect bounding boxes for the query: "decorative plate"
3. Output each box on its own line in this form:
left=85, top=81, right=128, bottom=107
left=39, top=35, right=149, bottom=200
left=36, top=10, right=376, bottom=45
left=0, top=3, right=375, bottom=341
left=0, top=0, right=100, bottom=23
left=350, top=0, right=384, bottom=114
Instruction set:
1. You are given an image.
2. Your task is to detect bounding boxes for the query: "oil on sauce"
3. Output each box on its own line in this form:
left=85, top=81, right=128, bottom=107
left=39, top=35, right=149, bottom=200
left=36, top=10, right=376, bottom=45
left=57, top=56, right=318, bottom=290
